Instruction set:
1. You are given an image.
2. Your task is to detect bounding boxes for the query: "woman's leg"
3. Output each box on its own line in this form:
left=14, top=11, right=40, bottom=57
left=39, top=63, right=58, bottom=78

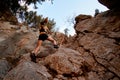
left=47, top=36, right=59, bottom=48
left=33, top=40, right=42, bottom=55
left=31, top=40, right=42, bottom=63
left=47, top=36, right=57, bottom=45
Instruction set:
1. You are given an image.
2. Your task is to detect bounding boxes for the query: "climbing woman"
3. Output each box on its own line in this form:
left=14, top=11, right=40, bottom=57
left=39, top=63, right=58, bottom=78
left=30, top=17, right=59, bottom=63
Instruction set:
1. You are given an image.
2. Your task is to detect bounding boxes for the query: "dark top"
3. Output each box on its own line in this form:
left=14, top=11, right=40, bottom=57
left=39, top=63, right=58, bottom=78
left=39, top=26, right=46, bottom=32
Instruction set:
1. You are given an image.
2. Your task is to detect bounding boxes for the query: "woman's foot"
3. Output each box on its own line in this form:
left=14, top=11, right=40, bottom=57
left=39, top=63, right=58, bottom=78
left=54, top=45, right=59, bottom=49
left=30, top=53, right=37, bottom=63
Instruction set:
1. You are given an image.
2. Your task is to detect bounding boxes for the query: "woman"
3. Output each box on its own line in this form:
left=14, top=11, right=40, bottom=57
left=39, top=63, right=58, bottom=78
left=30, top=17, right=59, bottom=63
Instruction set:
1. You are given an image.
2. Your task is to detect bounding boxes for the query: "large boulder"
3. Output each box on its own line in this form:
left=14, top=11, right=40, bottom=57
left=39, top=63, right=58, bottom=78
left=44, top=48, right=91, bottom=76
left=98, top=0, right=120, bottom=9
left=3, top=61, right=51, bottom=80
left=0, top=22, right=37, bottom=58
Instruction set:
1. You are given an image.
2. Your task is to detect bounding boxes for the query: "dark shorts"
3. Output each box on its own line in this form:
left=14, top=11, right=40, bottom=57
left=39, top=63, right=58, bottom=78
left=38, top=34, right=48, bottom=41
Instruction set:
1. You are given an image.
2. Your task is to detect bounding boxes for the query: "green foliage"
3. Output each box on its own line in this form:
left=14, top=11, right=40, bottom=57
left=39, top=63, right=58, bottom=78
left=47, top=19, right=56, bottom=31
left=0, top=0, right=20, bottom=14
left=0, top=0, right=53, bottom=20
left=25, top=11, right=40, bottom=27
left=0, top=0, right=53, bottom=14
left=24, top=11, right=56, bottom=31
left=64, top=28, right=69, bottom=36
left=0, top=0, right=55, bottom=31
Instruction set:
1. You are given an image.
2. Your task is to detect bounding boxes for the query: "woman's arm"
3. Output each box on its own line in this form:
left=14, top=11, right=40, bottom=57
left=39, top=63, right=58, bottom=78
left=45, top=26, right=51, bottom=34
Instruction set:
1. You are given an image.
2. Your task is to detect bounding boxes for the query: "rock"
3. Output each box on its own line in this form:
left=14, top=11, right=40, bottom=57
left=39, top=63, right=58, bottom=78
left=1, top=0, right=120, bottom=79
left=75, top=14, right=92, bottom=24
left=44, top=47, right=91, bottom=76
left=0, top=59, right=11, bottom=80
left=66, top=8, right=120, bottom=79
left=98, top=0, right=120, bottom=9
left=3, top=61, right=52, bottom=80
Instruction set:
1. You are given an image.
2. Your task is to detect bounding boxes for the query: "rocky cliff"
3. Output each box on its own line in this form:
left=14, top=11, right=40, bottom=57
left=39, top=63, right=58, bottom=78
left=64, top=0, right=120, bottom=79
left=65, top=12, right=120, bottom=80
left=0, top=0, right=120, bottom=80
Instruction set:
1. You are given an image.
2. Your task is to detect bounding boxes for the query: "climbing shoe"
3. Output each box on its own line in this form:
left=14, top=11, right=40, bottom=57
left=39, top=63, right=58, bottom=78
left=54, top=45, right=59, bottom=49
left=30, top=53, right=37, bottom=63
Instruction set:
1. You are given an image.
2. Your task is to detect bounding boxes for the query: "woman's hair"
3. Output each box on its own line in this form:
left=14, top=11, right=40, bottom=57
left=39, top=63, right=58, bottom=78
left=41, top=17, right=48, bottom=25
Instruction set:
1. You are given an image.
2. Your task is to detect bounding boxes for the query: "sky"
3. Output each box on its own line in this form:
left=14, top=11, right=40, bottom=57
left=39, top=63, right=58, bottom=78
left=28, top=0, right=108, bottom=35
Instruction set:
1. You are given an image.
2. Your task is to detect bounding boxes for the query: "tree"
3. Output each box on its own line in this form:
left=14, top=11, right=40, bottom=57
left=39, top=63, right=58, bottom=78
left=67, top=14, right=76, bottom=26
left=64, top=28, right=69, bottom=36
left=0, top=0, right=56, bottom=31
left=0, top=0, right=20, bottom=22
left=24, top=11, right=39, bottom=26
left=23, top=11, right=56, bottom=32
left=94, top=9, right=100, bottom=17
left=0, top=0, right=53, bottom=22
left=47, top=19, right=56, bottom=31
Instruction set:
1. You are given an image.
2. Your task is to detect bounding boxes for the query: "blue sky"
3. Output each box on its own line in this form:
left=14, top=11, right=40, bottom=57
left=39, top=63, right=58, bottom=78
left=28, top=0, right=108, bottom=35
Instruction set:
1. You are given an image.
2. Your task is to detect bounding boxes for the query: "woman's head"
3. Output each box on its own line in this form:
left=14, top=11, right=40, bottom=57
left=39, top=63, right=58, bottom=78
left=41, top=17, right=48, bottom=25
left=44, top=17, right=48, bottom=23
